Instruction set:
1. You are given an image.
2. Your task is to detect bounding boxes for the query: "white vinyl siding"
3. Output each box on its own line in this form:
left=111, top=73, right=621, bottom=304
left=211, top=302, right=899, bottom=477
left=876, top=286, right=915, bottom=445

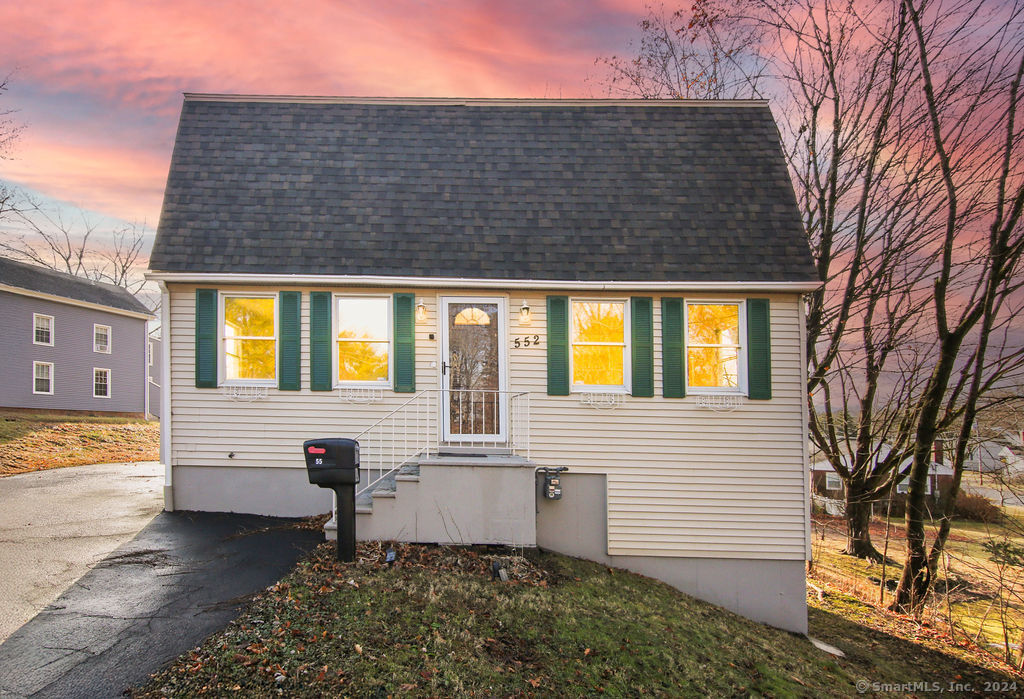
left=167, top=286, right=807, bottom=561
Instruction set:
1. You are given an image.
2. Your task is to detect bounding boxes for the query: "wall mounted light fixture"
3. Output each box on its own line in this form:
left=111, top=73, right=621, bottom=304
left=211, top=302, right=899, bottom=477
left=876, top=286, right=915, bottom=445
left=519, top=299, right=532, bottom=325
left=415, top=299, right=428, bottom=323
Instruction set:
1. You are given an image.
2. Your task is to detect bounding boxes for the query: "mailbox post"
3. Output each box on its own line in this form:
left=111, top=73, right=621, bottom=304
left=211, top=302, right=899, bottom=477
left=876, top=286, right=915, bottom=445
left=303, top=438, right=360, bottom=562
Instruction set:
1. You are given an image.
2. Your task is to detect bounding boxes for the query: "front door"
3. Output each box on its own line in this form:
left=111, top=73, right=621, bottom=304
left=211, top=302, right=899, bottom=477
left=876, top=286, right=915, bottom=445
left=440, top=297, right=507, bottom=443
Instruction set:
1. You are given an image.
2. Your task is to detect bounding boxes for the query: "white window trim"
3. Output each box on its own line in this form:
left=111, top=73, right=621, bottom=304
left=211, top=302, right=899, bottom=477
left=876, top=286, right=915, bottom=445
left=568, top=297, right=631, bottom=394
left=825, top=472, right=841, bottom=491
left=333, top=293, right=393, bottom=388
left=93, top=367, right=111, bottom=399
left=93, top=324, right=112, bottom=354
left=897, top=477, right=931, bottom=495
left=683, top=299, right=747, bottom=396
left=33, top=313, right=54, bottom=346
left=33, top=361, right=54, bottom=395
left=148, top=341, right=154, bottom=367
left=218, top=293, right=278, bottom=386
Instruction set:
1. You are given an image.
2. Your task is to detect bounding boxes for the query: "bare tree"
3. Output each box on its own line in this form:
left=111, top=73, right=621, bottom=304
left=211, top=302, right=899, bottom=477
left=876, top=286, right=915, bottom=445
left=888, top=0, right=1024, bottom=612
left=1, top=196, right=151, bottom=298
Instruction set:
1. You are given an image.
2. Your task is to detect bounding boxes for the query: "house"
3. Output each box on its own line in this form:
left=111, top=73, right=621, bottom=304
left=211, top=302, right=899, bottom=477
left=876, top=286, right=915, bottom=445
left=0, top=256, right=154, bottom=415
left=809, top=443, right=954, bottom=507
left=147, top=95, right=819, bottom=634
left=148, top=328, right=162, bottom=418
left=966, top=433, right=1024, bottom=475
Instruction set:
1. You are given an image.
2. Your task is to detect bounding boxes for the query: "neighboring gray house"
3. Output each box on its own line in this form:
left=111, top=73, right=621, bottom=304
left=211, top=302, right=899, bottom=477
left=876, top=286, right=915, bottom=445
left=148, top=95, right=819, bottom=633
left=0, top=257, right=154, bottom=415
left=148, top=329, right=162, bottom=418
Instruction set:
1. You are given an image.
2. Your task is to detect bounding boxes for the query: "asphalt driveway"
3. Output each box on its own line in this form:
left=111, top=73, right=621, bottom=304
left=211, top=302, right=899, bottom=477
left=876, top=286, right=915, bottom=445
left=0, top=461, right=164, bottom=643
left=0, top=466, right=324, bottom=699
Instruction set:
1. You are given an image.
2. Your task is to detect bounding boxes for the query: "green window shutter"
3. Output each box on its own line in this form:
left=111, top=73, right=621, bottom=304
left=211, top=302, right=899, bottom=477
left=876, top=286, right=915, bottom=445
left=661, top=298, right=685, bottom=398
left=278, top=291, right=301, bottom=391
left=194, top=289, right=217, bottom=388
left=631, top=297, right=654, bottom=397
left=310, top=292, right=333, bottom=391
left=546, top=296, right=569, bottom=396
left=393, top=293, right=416, bottom=393
left=747, top=298, right=772, bottom=400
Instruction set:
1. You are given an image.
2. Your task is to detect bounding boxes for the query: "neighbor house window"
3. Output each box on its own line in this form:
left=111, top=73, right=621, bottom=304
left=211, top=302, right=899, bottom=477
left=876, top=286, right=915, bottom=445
left=336, top=296, right=390, bottom=385
left=897, top=478, right=931, bottom=495
left=34, top=314, right=53, bottom=345
left=825, top=472, right=841, bottom=491
left=686, top=302, right=744, bottom=392
left=93, top=368, right=110, bottom=398
left=94, top=324, right=111, bottom=353
left=33, top=361, right=53, bottom=394
left=222, top=295, right=277, bottom=382
left=570, top=299, right=628, bottom=390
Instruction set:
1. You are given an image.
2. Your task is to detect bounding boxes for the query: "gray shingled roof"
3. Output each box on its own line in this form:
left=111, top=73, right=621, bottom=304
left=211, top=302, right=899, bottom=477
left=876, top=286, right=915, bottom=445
left=150, top=97, right=817, bottom=283
left=0, top=256, right=152, bottom=315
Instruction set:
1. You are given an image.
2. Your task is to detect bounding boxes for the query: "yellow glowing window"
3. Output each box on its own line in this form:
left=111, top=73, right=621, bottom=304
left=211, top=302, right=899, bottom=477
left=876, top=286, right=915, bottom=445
left=223, top=296, right=276, bottom=381
left=571, top=300, right=626, bottom=387
left=687, top=303, right=741, bottom=390
left=337, top=297, right=389, bottom=384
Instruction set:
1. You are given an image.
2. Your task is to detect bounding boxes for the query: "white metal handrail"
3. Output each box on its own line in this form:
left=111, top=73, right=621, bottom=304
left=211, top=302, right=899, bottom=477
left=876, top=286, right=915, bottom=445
left=353, top=389, right=530, bottom=497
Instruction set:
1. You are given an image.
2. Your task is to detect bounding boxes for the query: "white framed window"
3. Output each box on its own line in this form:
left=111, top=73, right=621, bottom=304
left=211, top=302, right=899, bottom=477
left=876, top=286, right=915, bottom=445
left=33, top=314, right=53, bottom=346
left=335, top=295, right=391, bottom=386
left=685, top=300, right=746, bottom=394
left=94, top=324, right=111, bottom=353
left=897, top=477, right=931, bottom=495
left=825, top=472, right=842, bottom=491
left=148, top=341, right=154, bottom=367
left=93, top=368, right=110, bottom=398
left=569, top=298, right=630, bottom=391
left=33, top=361, right=53, bottom=394
left=220, top=294, right=277, bottom=384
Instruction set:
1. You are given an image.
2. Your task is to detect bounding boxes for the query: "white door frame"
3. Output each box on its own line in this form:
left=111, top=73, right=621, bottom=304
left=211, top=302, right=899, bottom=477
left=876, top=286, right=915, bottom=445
left=439, top=296, right=509, bottom=443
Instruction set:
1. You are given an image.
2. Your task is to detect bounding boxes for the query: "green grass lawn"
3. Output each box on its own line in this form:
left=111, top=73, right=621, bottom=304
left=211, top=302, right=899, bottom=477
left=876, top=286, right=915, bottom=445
left=134, top=542, right=1019, bottom=697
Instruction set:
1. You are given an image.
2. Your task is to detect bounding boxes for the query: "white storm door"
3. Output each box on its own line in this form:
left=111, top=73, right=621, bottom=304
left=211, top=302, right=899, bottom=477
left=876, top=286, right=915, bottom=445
left=440, top=297, right=508, bottom=443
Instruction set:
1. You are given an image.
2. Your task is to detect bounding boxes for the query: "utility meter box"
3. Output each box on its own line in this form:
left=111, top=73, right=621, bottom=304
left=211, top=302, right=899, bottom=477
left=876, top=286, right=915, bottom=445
left=539, top=466, right=567, bottom=500
left=304, top=438, right=360, bottom=486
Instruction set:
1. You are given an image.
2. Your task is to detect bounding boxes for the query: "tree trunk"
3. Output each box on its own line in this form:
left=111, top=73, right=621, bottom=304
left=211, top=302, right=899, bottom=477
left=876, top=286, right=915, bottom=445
left=844, top=492, right=883, bottom=561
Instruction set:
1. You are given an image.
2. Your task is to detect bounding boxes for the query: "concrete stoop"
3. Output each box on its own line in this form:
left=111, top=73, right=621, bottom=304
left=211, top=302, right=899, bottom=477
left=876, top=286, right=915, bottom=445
left=326, top=450, right=537, bottom=547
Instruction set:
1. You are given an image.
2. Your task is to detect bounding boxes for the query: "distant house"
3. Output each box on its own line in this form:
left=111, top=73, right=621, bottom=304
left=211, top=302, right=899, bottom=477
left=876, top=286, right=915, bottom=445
left=147, top=95, right=819, bottom=634
left=148, top=328, right=162, bottom=418
left=967, top=433, right=1024, bottom=474
left=0, top=257, right=154, bottom=415
left=809, top=443, right=954, bottom=505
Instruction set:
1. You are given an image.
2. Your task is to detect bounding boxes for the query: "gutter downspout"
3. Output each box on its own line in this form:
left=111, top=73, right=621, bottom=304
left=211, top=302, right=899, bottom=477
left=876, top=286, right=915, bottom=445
left=158, top=281, right=173, bottom=511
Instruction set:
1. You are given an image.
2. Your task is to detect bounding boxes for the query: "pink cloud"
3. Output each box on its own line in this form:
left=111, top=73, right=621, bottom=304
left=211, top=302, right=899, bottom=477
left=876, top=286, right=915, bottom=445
left=0, top=0, right=650, bottom=223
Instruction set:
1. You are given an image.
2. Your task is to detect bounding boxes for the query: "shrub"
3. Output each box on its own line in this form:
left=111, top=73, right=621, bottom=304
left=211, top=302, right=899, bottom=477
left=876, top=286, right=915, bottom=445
left=954, top=492, right=1002, bottom=523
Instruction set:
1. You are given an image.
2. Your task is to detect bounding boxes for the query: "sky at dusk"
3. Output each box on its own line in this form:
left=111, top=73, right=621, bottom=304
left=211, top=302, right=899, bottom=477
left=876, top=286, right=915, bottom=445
left=0, top=0, right=649, bottom=243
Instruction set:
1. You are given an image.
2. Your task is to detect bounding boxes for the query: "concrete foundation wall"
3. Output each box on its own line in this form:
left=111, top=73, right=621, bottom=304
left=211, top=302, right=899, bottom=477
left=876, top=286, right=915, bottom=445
left=355, top=460, right=536, bottom=546
left=173, top=465, right=332, bottom=517
left=537, top=473, right=807, bottom=634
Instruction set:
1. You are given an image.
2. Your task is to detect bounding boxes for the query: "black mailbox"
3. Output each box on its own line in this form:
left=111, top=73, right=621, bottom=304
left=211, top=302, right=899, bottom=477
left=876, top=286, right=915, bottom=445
left=303, top=438, right=360, bottom=562
left=304, top=438, right=360, bottom=486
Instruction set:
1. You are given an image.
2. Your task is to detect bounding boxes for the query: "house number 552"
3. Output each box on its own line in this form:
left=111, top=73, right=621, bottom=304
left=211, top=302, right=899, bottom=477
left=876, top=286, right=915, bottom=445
left=513, top=335, right=541, bottom=348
